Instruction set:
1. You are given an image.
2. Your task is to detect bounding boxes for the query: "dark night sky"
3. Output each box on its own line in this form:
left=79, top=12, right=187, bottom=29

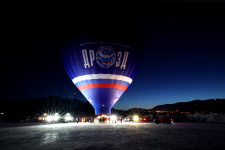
left=1, top=1, right=225, bottom=110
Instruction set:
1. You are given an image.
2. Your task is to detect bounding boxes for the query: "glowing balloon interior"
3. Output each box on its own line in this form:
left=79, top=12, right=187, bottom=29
left=61, top=16, right=144, bottom=115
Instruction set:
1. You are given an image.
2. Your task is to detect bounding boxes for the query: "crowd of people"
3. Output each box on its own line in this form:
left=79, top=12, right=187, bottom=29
left=74, top=116, right=123, bottom=124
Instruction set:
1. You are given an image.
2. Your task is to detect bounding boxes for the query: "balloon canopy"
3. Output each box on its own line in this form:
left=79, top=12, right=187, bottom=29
left=61, top=14, right=144, bottom=115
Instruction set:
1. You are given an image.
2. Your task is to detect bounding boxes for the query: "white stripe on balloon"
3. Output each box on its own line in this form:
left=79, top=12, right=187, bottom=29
left=72, top=74, right=133, bottom=84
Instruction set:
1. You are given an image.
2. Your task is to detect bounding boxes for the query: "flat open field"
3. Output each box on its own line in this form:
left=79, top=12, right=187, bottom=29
left=0, top=122, right=225, bottom=150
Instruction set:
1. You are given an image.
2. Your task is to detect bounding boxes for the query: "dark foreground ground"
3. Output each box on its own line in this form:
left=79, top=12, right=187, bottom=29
left=0, top=122, right=225, bottom=150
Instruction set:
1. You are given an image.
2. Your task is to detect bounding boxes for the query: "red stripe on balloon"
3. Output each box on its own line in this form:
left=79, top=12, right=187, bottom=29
left=78, top=83, right=128, bottom=91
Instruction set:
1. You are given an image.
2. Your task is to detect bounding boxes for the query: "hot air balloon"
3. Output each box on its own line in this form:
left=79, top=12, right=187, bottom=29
left=61, top=13, right=144, bottom=115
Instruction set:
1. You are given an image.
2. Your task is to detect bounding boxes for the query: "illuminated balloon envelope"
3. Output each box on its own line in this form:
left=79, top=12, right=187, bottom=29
left=61, top=15, right=144, bottom=115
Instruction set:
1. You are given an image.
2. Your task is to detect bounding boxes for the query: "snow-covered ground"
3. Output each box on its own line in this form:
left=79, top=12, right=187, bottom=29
left=0, top=122, right=225, bottom=150
left=185, top=113, right=225, bottom=123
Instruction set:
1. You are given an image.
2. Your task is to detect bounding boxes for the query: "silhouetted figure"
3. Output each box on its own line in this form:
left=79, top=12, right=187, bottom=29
left=77, top=118, right=79, bottom=123
left=153, top=111, right=157, bottom=120
left=163, top=116, right=165, bottom=124
left=99, top=118, right=102, bottom=123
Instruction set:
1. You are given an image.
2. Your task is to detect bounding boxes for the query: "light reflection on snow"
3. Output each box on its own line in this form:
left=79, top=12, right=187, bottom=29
left=43, top=132, right=58, bottom=145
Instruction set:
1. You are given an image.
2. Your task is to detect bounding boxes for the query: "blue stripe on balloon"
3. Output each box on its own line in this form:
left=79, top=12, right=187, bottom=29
left=75, top=79, right=130, bottom=87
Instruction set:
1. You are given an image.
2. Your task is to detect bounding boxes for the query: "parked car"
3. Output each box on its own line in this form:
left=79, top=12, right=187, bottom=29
left=153, top=116, right=173, bottom=124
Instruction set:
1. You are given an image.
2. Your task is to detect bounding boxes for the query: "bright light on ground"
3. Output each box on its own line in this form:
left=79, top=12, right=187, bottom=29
left=53, top=116, right=59, bottom=121
left=64, top=113, right=73, bottom=121
left=110, top=115, right=117, bottom=121
left=65, top=116, right=73, bottom=121
left=133, top=115, right=139, bottom=121
left=53, top=113, right=60, bottom=121
left=46, top=116, right=53, bottom=122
